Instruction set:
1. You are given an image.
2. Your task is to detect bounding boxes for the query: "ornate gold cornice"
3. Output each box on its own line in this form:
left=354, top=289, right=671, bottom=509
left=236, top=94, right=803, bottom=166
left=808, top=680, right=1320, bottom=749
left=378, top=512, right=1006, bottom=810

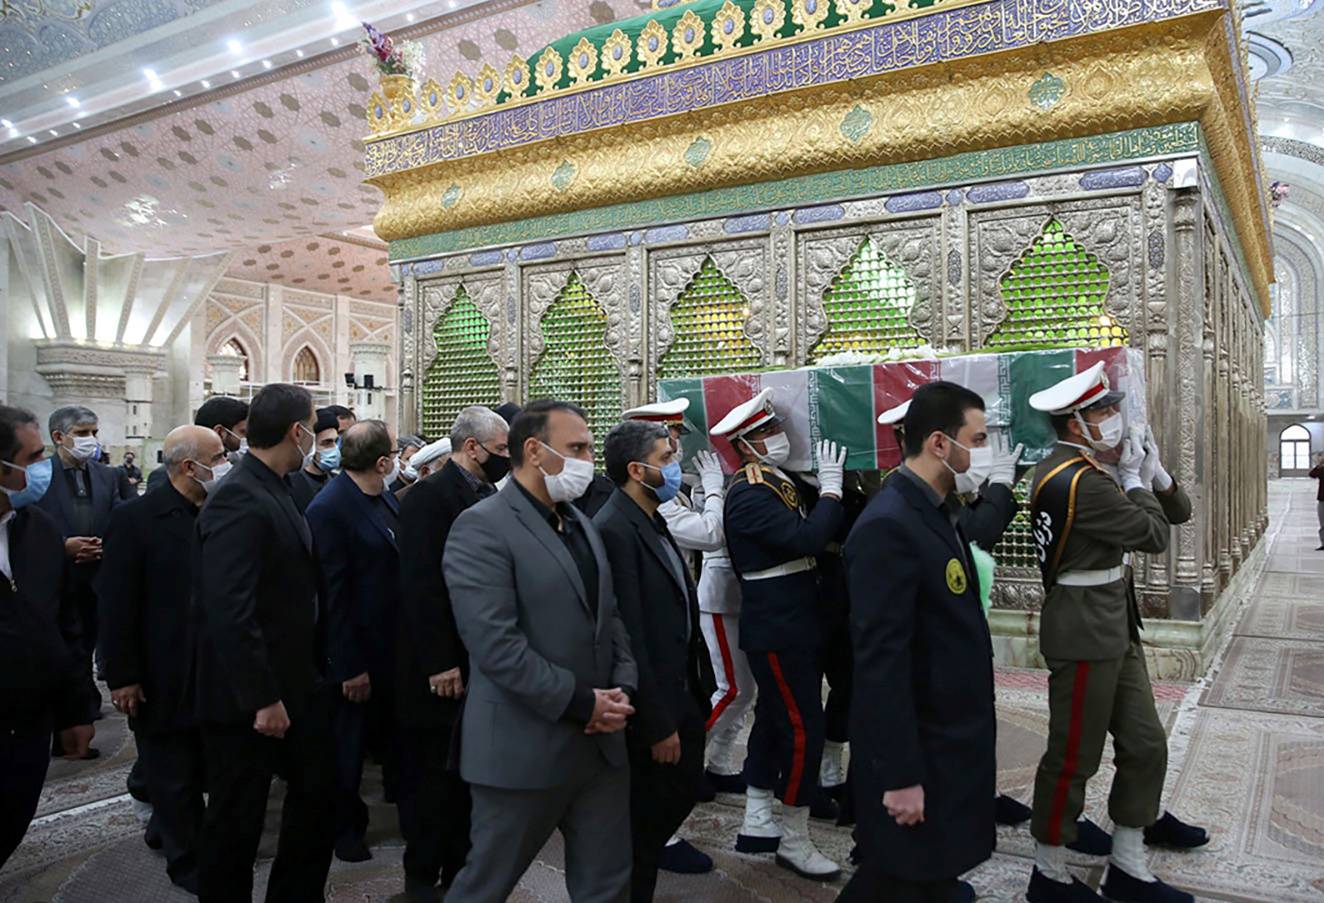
left=366, top=10, right=1273, bottom=315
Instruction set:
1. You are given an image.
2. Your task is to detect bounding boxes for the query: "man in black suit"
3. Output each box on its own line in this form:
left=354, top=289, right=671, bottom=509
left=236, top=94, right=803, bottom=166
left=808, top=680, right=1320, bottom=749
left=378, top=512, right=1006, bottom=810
left=38, top=405, right=122, bottom=738
left=97, top=425, right=229, bottom=894
left=0, top=405, right=97, bottom=869
left=192, top=383, right=337, bottom=903
left=395, top=405, right=509, bottom=900
left=839, top=382, right=998, bottom=903
left=306, top=419, right=403, bottom=865
left=594, top=420, right=715, bottom=902
left=288, top=408, right=341, bottom=512
left=146, top=396, right=249, bottom=494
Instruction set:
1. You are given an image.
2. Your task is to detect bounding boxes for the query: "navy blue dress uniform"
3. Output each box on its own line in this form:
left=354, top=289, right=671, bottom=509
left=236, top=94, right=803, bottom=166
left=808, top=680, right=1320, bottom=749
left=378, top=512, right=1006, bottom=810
left=713, top=389, right=845, bottom=880
left=840, top=464, right=997, bottom=899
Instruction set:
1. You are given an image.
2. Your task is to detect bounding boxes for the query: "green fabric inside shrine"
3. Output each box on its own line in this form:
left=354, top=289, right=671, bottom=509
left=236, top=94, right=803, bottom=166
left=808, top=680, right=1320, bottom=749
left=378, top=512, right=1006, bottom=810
left=509, top=0, right=941, bottom=99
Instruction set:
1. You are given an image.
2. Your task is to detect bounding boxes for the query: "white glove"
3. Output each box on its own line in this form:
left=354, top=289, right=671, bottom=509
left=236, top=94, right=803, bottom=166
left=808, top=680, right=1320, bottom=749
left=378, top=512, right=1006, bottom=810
left=987, top=438, right=1024, bottom=487
left=693, top=449, right=725, bottom=500
left=815, top=441, right=847, bottom=499
left=1144, top=426, right=1173, bottom=491
left=1117, top=427, right=1146, bottom=493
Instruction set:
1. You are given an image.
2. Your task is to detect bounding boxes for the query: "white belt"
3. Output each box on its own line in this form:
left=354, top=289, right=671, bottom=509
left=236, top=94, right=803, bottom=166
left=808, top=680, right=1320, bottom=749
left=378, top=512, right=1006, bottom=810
left=1056, top=566, right=1125, bottom=587
left=743, top=557, right=816, bottom=581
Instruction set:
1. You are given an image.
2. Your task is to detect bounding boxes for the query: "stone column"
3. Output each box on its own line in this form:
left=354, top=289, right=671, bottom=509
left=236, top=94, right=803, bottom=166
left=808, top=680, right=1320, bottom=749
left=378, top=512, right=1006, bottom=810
left=350, top=341, right=391, bottom=421
left=123, top=366, right=155, bottom=440
left=209, top=353, right=244, bottom=397
left=397, top=276, right=417, bottom=436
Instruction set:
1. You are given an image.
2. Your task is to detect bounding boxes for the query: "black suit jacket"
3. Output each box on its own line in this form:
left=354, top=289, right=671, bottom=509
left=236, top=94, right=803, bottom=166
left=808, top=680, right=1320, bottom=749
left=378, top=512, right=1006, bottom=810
left=37, top=454, right=121, bottom=540
left=593, top=489, right=715, bottom=747
left=192, top=453, right=325, bottom=725
left=287, top=466, right=333, bottom=514
left=306, top=472, right=400, bottom=683
left=572, top=473, right=615, bottom=519
left=95, top=482, right=199, bottom=733
left=959, top=483, right=1020, bottom=552
left=0, top=505, right=97, bottom=732
left=396, top=460, right=483, bottom=728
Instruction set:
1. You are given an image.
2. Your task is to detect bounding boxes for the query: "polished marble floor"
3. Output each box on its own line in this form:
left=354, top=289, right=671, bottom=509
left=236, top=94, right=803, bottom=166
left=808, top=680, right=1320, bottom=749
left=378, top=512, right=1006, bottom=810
left=2, top=481, right=1321, bottom=902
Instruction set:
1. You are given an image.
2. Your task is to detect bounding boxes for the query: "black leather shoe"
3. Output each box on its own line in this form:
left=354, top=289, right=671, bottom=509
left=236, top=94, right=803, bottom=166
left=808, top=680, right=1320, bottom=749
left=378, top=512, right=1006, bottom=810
left=170, top=869, right=200, bottom=896
left=1066, top=818, right=1112, bottom=856
left=334, top=836, right=372, bottom=863
left=942, top=879, right=976, bottom=903
left=1026, top=867, right=1107, bottom=902
left=810, top=789, right=839, bottom=821
left=1143, top=812, right=1209, bottom=849
left=705, top=770, right=747, bottom=794
left=658, top=838, right=714, bottom=874
left=144, top=827, right=163, bottom=851
left=694, top=774, right=717, bottom=803
left=825, top=782, right=848, bottom=803
left=1101, top=866, right=1195, bottom=902
left=403, top=875, right=443, bottom=902
left=995, top=793, right=1033, bottom=825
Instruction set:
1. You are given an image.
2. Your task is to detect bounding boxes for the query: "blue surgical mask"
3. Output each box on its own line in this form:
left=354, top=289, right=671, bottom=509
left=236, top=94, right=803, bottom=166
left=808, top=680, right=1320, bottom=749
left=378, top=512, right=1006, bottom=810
left=1, top=457, right=53, bottom=509
left=316, top=445, right=341, bottom=472
left=638, top=460, right=683, bottom=503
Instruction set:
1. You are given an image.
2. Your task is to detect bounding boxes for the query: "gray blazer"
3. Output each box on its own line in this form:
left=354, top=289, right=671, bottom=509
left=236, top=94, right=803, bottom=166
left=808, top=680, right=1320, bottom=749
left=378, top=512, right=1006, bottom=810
left=443, top=479, right=638, bottom=790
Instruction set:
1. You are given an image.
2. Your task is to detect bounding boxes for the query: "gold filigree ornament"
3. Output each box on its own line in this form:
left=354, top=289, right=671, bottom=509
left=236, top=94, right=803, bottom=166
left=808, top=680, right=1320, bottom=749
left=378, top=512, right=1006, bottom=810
left=534, top=47, right=564, bottom=94
left=711, top=1, right=746, bottom=53
left=834, top=0, right=872, bottom=26
left=503, top=55, right=530, bottom=97
left=568, top=37, right=599, bottom=84
left=366, top=91, right=391, bottom=134
left=446, top=71, right=474, bottom=114
left=672, top=10, right=705, bottom=59
left=792, top=0, right=830, bottom=31
left=418, top=78, right=446, bottom=118
left=474, top=64, right=502, bottom=107
left=601, top=29, right=632, bottom=77
left=750, top=0, right=785, bottom=42
left=637, top=19, right=668, bottom=69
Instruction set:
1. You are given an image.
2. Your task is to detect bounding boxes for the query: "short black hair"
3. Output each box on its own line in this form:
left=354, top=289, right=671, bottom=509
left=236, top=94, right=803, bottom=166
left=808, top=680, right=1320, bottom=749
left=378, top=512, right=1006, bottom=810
left=314, top=409, right=340, bottom=435
left=604, top=420, right=668, bottom=487
left=341, top=420, right=392, bottom=471
left=246, top=383, right=314, bottom=449
left=508, top=399, right=587, bottom=467
left=0, top=405, right=39, bottom=463
left=1050, top=413, right=1073, bottom=438
left=902, top=381, right=985, bottom=458
left=195, top=396, right=249, bottom=431
left=494, top=402, right=522, bottom=425
left=321, top=404, right=354, bottom=421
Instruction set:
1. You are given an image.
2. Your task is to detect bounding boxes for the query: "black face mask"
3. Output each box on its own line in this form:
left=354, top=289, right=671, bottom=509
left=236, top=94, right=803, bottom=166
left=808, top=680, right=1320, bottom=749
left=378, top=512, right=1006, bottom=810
left=478, top=445, right=510, bottom=484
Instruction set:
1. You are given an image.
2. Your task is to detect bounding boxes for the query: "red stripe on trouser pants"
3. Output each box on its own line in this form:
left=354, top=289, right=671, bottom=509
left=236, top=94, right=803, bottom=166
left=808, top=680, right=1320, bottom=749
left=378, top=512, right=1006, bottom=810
left=1047, top=662, right=1092, bottom=845
left=705, top=615, right=740, bottom=732
left=767, top=653, right=807, bottom=807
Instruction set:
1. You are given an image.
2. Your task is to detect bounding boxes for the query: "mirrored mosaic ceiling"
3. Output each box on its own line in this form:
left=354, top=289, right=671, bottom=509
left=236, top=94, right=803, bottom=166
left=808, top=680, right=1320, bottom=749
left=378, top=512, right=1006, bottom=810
left=224, top=234, right=393, bottom=300
left=0, top=0, right=635, bottom=295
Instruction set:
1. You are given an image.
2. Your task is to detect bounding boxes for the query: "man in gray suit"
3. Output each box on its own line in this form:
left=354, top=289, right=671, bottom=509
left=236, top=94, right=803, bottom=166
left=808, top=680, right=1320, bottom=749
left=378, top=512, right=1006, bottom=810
left=442, top=399, right=638, bottom=903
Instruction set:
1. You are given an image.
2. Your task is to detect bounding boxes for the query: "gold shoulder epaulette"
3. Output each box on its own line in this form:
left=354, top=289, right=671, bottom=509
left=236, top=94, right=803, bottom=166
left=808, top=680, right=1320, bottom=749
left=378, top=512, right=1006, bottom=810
left=744, top=462, right=764, bottom=485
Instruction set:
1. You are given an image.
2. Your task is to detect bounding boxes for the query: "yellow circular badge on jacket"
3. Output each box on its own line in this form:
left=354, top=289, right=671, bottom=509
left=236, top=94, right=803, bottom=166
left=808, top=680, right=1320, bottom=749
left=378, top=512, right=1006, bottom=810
left=946, top=558, right=968, bottom=595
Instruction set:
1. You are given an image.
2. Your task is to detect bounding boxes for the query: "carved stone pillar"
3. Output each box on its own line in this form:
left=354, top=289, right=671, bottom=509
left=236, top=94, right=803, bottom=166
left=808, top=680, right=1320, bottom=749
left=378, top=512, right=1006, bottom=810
left=1167, top=188, right=1204, bottom=621
left=398, top=276, right=417, bottom=437
left=208, top=353, right=244, bottom=397
left=123, top=367, right=155, bottom=440
left=349, top=341, right=392, bottom=421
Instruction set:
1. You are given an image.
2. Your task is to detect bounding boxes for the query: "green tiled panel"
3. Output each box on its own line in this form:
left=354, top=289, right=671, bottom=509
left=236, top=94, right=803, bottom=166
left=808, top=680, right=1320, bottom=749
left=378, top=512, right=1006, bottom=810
left=986, top=219, right=1128, bottom=350
left=528, top=274, right=623, bottom=455
left=420, top=288, right=502, bottom=440
left=658, top=257, right=763, bottom=379
left=809, top=240, right=924, bottom=362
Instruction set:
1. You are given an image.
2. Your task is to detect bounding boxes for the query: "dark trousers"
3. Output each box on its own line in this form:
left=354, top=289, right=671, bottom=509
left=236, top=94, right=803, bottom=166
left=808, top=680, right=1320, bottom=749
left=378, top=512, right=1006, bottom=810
left=138, top=729, right=206, bottom=884
left=629, top=712, right=706, bottom=903
left=745, top=648, right=825, bottom=808
left=397, top=723, right=470, bottom=887
left=819, top=613, right=853, bottom=745
left=0, top=729, right=52, bottom=870
left=332, top=696, right=371, bottom=844
left=198, top=696, right=336, bottom=903
left=837, top=858, right=967, bottom=902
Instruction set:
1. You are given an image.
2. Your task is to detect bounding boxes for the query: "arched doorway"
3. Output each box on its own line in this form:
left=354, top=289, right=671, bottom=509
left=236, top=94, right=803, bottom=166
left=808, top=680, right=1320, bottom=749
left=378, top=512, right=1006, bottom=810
left=1279, top=424, right=1313, bottom=476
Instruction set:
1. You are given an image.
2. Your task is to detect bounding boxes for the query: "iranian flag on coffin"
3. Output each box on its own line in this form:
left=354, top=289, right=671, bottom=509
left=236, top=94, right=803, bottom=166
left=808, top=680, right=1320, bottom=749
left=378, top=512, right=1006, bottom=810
left=658, top=346, right=1147, bottom=473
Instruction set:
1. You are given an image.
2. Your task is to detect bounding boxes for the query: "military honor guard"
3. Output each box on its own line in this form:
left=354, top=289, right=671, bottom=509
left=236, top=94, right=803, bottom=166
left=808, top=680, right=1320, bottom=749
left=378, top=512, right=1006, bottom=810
left=839, top=381, right=998, bottom=903
left=1025, top=362, right=1208, bottom=903
left=711, top=389, right=846, bottom=881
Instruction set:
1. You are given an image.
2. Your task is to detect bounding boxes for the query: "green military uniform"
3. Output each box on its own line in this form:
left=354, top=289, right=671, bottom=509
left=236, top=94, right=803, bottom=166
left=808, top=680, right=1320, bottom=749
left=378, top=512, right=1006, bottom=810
left=1028, top=442, right=1191, bottom=847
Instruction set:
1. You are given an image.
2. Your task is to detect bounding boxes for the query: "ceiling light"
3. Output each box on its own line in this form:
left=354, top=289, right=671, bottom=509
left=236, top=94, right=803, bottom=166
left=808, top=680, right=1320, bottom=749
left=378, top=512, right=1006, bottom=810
left=227, top=38, right=243, bottom=55
left=262, top=59, right=272, bottom=69
left=27, top=136, right=37, bottom=144
left=173, top=89, right=182, bottom=97
left=0, top=119, right=11, bottom=128
left=296, top=49, right=305, bottom=58
left=406, top=12, right=415, bottom=21
left=72, top=122, right=81, bottom=129
left=331, top=1, right=358, bottom=29
left=48, top=129, right=58, bottom=136
left=201, top=79, right=211, bottom=88
left=330, top=36, right=340, bottom=46
left=144, top=68, right=164, bottom=91
left=65, top=96, right=80, bottom=108
left=6, top=128, right=18, bottom=139
left=231, top=69, right=241, bottom=79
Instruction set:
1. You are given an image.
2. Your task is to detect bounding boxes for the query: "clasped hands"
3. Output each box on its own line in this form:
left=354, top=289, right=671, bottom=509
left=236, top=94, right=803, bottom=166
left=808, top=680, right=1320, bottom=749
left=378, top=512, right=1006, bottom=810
left=585, top=687, right=634, bottom=736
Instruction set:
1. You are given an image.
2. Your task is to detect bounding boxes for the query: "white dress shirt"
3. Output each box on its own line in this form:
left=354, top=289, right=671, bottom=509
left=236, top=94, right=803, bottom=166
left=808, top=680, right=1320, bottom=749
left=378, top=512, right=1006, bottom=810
left=0, top=509, right=15, bottom=584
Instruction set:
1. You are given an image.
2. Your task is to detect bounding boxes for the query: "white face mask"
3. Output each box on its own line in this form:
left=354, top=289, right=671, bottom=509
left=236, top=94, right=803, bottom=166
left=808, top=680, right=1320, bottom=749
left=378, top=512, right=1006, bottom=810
left=1076, top=411, right=1124, bottom=452
left=67, top=434, right=99, bottom=462
left=538, top=441, right=596, bottom=503
left=942, top=436, right=992, bottom=495
left=383, top=456, right=401, bottom=488
left=191, top=459, right=232, bottom=494
left=402, top=463, right=419, bottom=482
left=745, top=432, right=791, bottom=467
left=236, top=437, right=249, bottom=457
left=296, top=423, right=317, bottom=468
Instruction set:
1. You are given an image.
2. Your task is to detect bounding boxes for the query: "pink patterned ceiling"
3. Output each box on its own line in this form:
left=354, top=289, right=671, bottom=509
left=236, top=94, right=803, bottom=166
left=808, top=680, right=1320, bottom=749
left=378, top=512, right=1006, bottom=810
left=0, top=0, right=641, bottom=298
